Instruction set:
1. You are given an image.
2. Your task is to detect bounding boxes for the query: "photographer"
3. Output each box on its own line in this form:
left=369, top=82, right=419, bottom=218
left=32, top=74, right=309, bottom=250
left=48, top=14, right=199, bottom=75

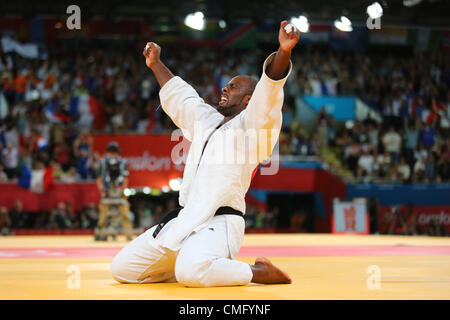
left=95, top=142, right=132, bottom=241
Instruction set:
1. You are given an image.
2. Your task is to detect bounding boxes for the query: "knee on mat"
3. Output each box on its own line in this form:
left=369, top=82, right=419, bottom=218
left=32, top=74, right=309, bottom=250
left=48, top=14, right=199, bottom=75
left=110, top=256, right=132, bottom=283
left=175, top=258, right=213, bottom=288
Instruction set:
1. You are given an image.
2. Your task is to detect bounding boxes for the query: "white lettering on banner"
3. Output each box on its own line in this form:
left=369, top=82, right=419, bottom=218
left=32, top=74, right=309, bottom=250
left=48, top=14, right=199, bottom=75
left=124, top=152, right=173, bottom=171
left=417, top=211, right=450, bottom=225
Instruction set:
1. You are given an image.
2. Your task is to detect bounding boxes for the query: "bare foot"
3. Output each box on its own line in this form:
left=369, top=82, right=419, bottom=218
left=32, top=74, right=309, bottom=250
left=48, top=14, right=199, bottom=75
left=250, top=257, right=292, bottom=284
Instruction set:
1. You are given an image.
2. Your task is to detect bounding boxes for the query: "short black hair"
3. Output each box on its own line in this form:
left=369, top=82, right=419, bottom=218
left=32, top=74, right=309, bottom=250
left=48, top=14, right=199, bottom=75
left=242, top=75, right=258, bottom=96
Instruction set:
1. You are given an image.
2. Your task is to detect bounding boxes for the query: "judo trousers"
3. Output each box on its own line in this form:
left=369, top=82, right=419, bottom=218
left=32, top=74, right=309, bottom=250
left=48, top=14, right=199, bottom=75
left=110, top=215, right=254, bottom=287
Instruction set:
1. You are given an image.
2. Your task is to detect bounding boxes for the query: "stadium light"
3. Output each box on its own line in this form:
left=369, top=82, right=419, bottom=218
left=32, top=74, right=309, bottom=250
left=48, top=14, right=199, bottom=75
left=334, top=16, right=353, bottom=32
left=367, top=2, right=383, bottom=19
left=143, top=187, right=151, bottom=194
left=169, top=178, right=181, bottom=191
left=162, top=185, right=170, bottom=193
left=291, top=15, right=309, bottom=33
left=184, top=11, right=205, bottom=30
left=218, top=19, right=227, bottom=29
left=124, top=188, right=131, bottom=197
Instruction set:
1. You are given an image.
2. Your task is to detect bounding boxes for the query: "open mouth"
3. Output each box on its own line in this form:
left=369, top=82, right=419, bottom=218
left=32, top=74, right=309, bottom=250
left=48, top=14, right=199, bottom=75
left=218, top=94, right=229, bottom=106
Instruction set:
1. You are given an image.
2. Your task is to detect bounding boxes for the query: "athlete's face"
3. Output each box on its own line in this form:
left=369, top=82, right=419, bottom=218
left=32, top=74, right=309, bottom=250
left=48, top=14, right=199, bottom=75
left=217, top=76, right=252, bottom=117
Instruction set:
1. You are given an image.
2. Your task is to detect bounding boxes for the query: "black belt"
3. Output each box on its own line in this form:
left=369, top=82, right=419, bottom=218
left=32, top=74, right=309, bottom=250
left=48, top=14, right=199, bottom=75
left=152, top=206, right=243, bottom=238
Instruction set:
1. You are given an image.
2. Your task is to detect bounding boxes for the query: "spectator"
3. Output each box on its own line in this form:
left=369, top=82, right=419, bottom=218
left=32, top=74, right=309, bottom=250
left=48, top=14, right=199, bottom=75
left=436, top=154, right=450, bottom=181
left=34, top=211, right=49, bottom=229
left=53, top=143, right=71, bottom=171
left=254, top=209, right=266, bottom=229
left=138, top=208, right=153, bottom=230
left=443, top=138, right=450, bottom=160
left=0, top=163, right=8, bottom=182
left=66, top=202, right=79, bottom=228
left=51, top=161, right=64, bottom=181
left=367, top=122, right=379, bottom=149
left=309, top=132, right=321, bottom=156
left=427, top=217, right=446, bottom=236
left=152, top=204, right=164, bottom=225
left=80, top=204, right=98, bottom=229
left=375, top=149, right=392, bottom=178
left=61, top=167, right=78, bottom=183
left=317, top=108, right=330, bottom=147
left=73, top=130, right=92, bottom=152
left=413, top=156, right=427, bottom=182
left=421, top=124, right=435, bottom=149
left=9, top=200, right=28, bottom=229
left=403, top=121, right=419, bottom=168
left=424, top=153, right=436, bottom=182
left=405, top=208, right=420, bottom=235
left=397, top=156, right=411, bottom=183
left=0, top=206, right=11, bottom=235
left=265, top=207, right=279, bottom=229
left=76, top=148, right=91, bottom=180
left=47, top=202, right=72, bottom=229
left=1, top=142, right=19, bottom=180
left=73, top=131, right=93, bottom=180
left=382, top=126, right=402, bottom=165
left=88, top=152, right=101, bottom=179
left=281, top=103, right=294, bottom=129
left=357, top=144, right=374, bottom=181
left=244, top=205, right=257, bottom=229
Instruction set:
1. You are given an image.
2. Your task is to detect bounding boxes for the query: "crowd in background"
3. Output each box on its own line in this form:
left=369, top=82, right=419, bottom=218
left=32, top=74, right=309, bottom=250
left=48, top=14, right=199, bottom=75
left=1, top=43, right=449, bottom=185
left=1, top=197, right=446, bottom=236
left=280, top=48, right=450, bottom=183
left=0, top=198, right=288, bottom=235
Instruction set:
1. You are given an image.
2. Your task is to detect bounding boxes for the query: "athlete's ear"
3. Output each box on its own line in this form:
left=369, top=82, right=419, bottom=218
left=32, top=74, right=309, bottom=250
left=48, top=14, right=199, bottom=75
left=243, top=95, right=252, bottom=107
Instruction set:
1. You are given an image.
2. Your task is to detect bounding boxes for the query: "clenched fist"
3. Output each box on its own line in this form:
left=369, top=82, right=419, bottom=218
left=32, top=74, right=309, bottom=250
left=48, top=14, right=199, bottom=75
left=143, top=42, right=161, bottom=69
left=279, top=20, right=300, bottom=52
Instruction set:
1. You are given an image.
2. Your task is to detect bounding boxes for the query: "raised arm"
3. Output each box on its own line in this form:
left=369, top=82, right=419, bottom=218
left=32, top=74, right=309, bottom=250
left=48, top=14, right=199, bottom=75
left=240, top=21, right=300, bottom=162
left=266, top=21, right=300, bottom=80
left=143, top=42, right=174, bottom=88
left=242, top=21, right=299, bottom=137
left=142, top=42, right=219, bottom=141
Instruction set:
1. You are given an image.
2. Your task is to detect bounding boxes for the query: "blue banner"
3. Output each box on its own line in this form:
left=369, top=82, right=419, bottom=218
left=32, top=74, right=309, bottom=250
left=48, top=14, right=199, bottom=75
left=346, top=183, right=450, bottom=206
left=302, top=96, right=355, bottom=121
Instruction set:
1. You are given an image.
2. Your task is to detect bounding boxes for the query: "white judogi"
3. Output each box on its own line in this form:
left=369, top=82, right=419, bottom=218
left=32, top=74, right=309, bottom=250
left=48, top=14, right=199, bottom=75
left=111, top=52, right=292, bottom=287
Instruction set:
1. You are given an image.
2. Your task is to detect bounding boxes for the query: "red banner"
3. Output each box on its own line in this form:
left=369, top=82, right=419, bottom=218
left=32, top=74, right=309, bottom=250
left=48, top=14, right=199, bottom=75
left=0, top=183, right=100, bottom=212
left=378, top=205, right=450, bottom=234
left=92, top=134, right=188, bottom=188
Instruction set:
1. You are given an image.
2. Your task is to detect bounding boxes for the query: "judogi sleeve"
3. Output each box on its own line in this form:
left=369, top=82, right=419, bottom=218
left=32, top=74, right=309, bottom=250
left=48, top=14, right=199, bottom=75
left=241, top=52, right=293, bottom=161
left=159, top=76, right=217, bottom=141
